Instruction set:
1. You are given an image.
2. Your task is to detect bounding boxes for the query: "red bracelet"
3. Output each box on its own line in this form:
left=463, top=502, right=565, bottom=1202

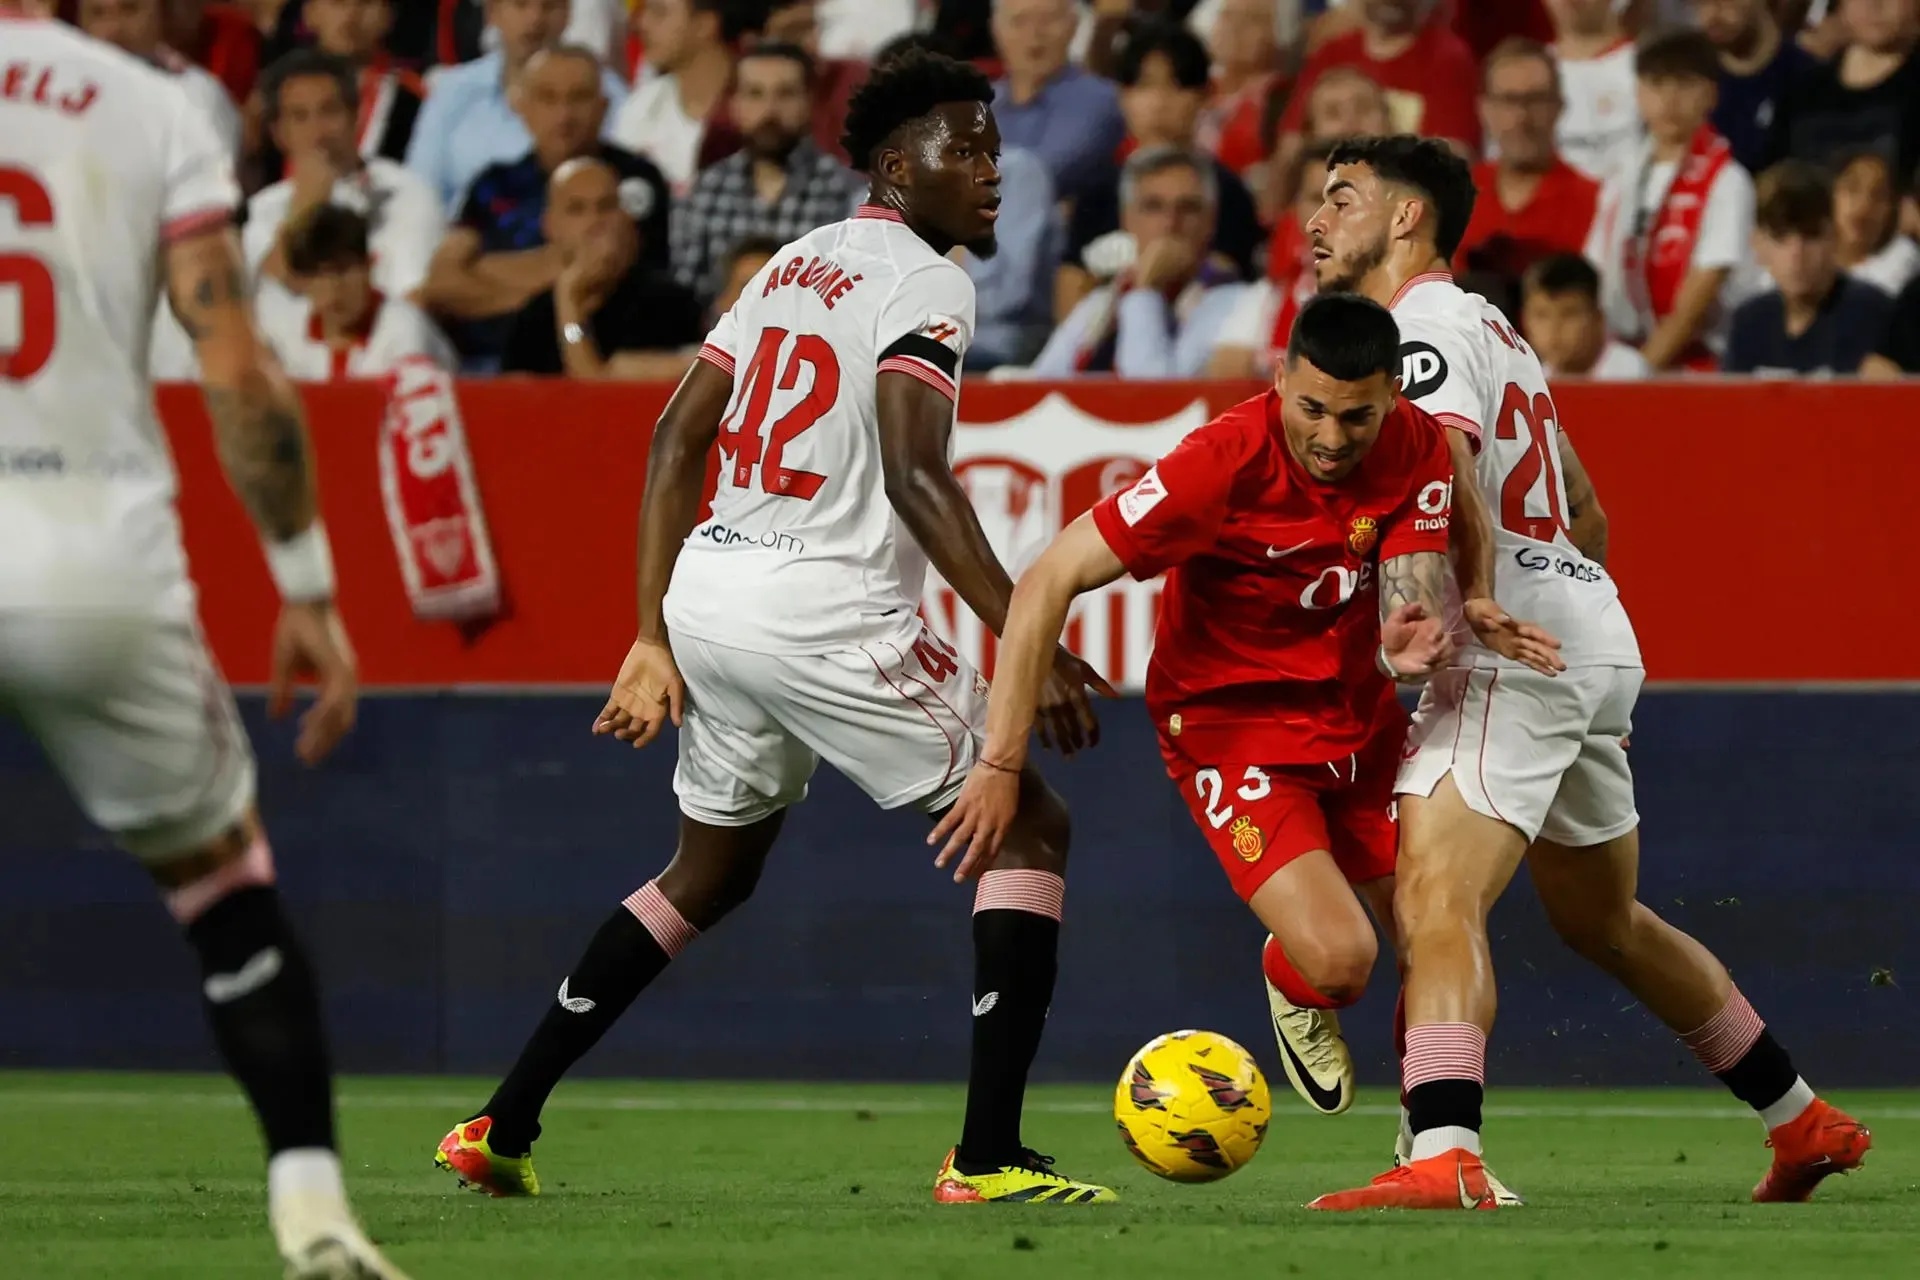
left=976, top=756, right=1021, bottom=774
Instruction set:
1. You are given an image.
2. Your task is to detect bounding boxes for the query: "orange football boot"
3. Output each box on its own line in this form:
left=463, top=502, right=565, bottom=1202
left=1753, top=1099, right=1871, bottom=1203
left=1308, top=1148, right=1504, bottom=1211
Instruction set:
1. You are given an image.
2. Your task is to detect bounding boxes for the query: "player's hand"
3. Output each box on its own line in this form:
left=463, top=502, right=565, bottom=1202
left=1463, top=597, right=1565, bottom=676
left=267, top=601, right=358, bottom=766
left=1380, top=602, right=1450, bottom=680
left=928, top=761, right=1022, bottom=883
left=1035, top=646, right=1117, bottom=757
left=593, top=637, right=684, bottom=748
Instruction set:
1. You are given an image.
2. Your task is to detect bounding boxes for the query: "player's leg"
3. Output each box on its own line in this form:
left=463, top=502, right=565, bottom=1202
left=438, top=636, right=814, bottom=1194
left=1527, top=676, right=1870, bottom=1201
left=2, top=612, right=402, bottom=1278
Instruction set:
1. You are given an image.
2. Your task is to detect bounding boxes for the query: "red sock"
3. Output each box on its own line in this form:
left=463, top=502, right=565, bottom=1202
left=1261, top=935, right=1345, bottom=1009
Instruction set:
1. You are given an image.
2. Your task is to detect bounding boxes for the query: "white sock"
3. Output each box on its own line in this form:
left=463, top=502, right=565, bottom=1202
left=267, top=1148, right=351, bottom=1254
left=1410, top=1125, right=1483, bottom=1162
left=1759, top=1077, right=1816, bottom=1131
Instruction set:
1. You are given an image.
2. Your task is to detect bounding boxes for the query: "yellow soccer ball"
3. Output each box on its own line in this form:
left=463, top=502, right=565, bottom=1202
left=1113, top=1029, right=1271, bottom=1182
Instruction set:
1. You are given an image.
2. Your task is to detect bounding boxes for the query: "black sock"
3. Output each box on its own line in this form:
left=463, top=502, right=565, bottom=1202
left=1406, top=1078, right=1484, bottom=1139
left=1715, top=1030, right=1800, bottom=1111
left=954, top=908, right=1060, bottom=1172
left=483, top=908, right=673, bottom=1155
left=186, top=886, right=335, bottom=1154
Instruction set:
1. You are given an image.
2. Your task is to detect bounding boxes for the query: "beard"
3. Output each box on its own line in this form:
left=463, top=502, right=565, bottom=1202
left=746, top=124, right=802, bottom=163
left=963, top=228, right=1000, bottom=260
left=1314, top=235, right=1387, bottom=295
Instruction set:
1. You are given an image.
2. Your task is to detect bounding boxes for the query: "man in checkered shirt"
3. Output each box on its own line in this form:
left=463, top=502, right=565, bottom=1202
left=671, top=41, right=864, bottom=307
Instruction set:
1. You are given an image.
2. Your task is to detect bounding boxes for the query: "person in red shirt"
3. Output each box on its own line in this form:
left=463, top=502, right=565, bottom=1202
left=1454, top=38, right=1600, bottom=316
left=1279, top=2, right=1480, bottom=164
left=932, top=293, right=1457, bottom=1118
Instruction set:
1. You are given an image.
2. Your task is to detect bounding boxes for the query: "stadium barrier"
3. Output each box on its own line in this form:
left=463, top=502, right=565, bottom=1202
left=0, top=380, right=1913, bottom=1085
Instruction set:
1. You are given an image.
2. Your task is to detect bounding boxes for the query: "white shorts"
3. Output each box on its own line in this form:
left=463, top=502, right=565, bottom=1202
left=1395, top=665, right=1642, bottom=847
left=671, top=620, right=988, bottom=826
left=0, top=611, right=255, bottom=862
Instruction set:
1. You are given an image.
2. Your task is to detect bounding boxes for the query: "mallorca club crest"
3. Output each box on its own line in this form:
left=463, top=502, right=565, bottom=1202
left=1189, top=1064, right=1253, bottom=1111
left=1228, top=815, right=1263, bottom=863
left=1347, top=515, right=1378, bottom=556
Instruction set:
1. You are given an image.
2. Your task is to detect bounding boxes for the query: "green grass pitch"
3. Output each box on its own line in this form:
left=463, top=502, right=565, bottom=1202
left=0, top=1073, right=1910, bottom=1279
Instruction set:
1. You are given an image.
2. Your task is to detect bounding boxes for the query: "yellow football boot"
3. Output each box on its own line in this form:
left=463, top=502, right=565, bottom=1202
left=932, top=1147, right=1117, bottom=1204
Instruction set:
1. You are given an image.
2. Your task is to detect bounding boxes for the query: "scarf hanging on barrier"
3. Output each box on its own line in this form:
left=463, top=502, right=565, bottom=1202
left=378, top=357, right=502, bottom=622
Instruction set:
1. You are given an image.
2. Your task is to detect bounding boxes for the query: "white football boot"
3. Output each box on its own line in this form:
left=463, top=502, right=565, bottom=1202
left=1263, top=938, right=1355, bottom=1115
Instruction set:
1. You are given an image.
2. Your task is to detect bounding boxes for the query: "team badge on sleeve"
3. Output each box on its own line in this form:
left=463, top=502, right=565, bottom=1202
left=917, top=315, right=968, bottom=354
left=878, top=314, right=969, bottom=400
left=1117, top=466, right=1168, bottom=526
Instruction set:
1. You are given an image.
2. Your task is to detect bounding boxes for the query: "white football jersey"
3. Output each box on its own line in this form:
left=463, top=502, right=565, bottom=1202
left=1390, top=272, right=1641, bottom=669
left=663, top=204, right=975, bottom=654
left=0, top=19, right=240, bottom=616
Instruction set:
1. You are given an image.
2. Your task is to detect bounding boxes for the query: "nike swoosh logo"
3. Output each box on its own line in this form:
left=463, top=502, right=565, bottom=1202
left=1267, top=539, right=1313, bottom=559
left=1272, top=1013, right=1346, bottom=1113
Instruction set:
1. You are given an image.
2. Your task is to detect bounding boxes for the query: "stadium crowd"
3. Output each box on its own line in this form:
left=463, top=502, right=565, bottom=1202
left=92, top=0, right=1920, bottom=382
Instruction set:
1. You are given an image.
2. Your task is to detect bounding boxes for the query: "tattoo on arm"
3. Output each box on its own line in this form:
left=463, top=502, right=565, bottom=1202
left=1559, top=434, right=1608, bottom=566
left=1380, top=551, right=1450, bottom=620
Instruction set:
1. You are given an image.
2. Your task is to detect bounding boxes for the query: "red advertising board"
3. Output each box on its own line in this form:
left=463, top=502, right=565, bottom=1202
left=157, top=378, right=1917, bottom=686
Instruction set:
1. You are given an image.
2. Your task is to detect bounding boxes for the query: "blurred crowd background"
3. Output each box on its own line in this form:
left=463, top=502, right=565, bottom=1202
left=85, top=0, right=1920, bottom=384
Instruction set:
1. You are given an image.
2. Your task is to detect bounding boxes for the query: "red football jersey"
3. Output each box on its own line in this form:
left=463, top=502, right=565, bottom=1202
left=1090, top=390, right=1455, bottom=767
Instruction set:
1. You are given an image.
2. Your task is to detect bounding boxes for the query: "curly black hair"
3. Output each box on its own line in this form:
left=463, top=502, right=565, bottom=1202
left=1325, top=135, right=1479, bottom=262
left=839, top=47, right=994, bottom=175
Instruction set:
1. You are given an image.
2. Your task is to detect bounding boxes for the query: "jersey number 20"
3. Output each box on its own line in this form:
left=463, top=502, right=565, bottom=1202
left=716, top=326, right=838, bottom=500
left=0, top=166, right=57, bottom=382
left=1495, top=384, right=1569, bottom=543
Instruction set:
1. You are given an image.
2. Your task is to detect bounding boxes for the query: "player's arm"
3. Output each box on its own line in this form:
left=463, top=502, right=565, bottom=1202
left=166, top=223, right=356, bottom=765
left=1377, top=550, right=1453, bottom=682
left=1559, top=433, right=1608, bottom=567
left=594, top=354, right=735, bottom=748
left=1443, top=425, right=1498, bottom=605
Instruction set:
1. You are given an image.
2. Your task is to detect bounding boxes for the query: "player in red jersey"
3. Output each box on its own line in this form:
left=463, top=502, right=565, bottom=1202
left=932, top=293, right=1460, bottom=1116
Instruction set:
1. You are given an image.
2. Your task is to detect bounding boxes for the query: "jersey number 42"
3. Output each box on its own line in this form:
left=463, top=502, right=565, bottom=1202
left=716, top=326, right=839, bottom=501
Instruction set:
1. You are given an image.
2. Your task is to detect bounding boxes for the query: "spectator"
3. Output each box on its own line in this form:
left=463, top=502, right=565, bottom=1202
left=817, top=0, right=920, bottom=60
left=1772, top=0, right=1920, bottom=187
left=1725, top=159, right=1893, bottom=373
left=967, top=146, right=1062, bottom=370
left=373, top=0, right=629, bottom=72
left=1455, top=38, right=1600, bottom=316
left=762, top=0, right=868, bottom=164
left=246, top=51, right=445, bottom=300
left=405, top=0, right=628, bottom=216
left=1695, top=0, right=1817, bottom=175
left=267, top=0, right=427, bottom=168
left=1545, top=0, right=1638, bottom=182
left=1031, top=146, right=1249, bottom=377
left=1056, top=22, right=1262, bottom=320
left=708, top=233, right=782, bottom=321
left=1207, top=141, right=1334, bottom=379
left=1861, top=271, right=1920, bottom=374
left=170, top=0, right=262, bottom=105
left=503, top=158, right=706, bottom=377
left=612, top=0, right=750, bottom=194
left=1300, top=65, right=1392, bottom=142
left=1520, top=253, right=1652, bottom=379
left=1585, top=28, right=1756, bottom=370
left=1274, top=0, right=1480, bottom=207
left=1198, top=0, right=1289, bottom=187
left=1832, top=149, right=1920, bottom=294
left=79, top=0, right=241, bottom=154
left=991, top=0, right=1129, bottom=209
left=423, top=46, right=672, bottom=368
left=1453, top=0, right=1557, bottom=57
left=671, top=43, right=863, bottom=308
left=260, top=203, right=455, bottom=379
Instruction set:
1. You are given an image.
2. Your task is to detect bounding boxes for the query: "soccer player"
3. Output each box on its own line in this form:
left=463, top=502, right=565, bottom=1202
left=931, top=293, right=1461, bottom=1123
left=434, top=49, right=1116, bottom=1207
left=1301, top=135, right=1870, bottom=1209
left=0, top=8, right=403, bottom=1277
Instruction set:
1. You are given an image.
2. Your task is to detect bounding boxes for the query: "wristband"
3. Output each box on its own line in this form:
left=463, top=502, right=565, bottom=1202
left=1377, top=643, right=1425, bottom=684
left=264, top=521, right=336, bottom=603
left=976, top=756, right=1021, bottom=775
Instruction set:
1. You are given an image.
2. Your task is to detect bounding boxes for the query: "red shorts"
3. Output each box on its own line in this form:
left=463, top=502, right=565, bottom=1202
left=1169, top=719, right=1405, bottom=902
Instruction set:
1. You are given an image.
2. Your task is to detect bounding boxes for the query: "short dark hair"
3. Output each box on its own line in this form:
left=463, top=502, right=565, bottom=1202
left=1481, top=36, right=1558, bottom=94
left=1286, top=293, right=1402, bottom=382
left=260, top=48, right=356, bottom=124
left=284, top=203, right=370, bottom=275
left=1635, top=27, right=1722, bottom=83
left=840, top=46, right=993, bottom=174
left=738, top=39, right=815, bottom=87
left=1522, top=253, right=1601, bottom=305
left=1116, top=20, right=1211, bottom=90
left=1324, top=135, right=1479, bottom=261
left=1755, top=159, right=1834, bottom=237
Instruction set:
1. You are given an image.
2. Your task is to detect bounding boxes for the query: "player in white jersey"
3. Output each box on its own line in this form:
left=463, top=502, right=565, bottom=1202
left=434, top=49, right=1116, bottom=1207
left=0, top=9, right=407, bottom=1276
left=1301, top=136, right=1869, bottom=1210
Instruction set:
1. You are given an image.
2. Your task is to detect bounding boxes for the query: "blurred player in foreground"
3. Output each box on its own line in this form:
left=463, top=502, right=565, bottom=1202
left=1304, top=135, right=1870, bottom=1209
left=933, top=293, right=1484, bottom=1138
left=435, top=49, right=1116, bottom=1206
left=0, top=7, right=399, bottom=1276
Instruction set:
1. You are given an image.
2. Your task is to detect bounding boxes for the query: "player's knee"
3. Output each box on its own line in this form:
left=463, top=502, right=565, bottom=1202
left=1287, top=928, right=1377, bottom=1006
left=148, top=822, right=277, bottom=926
left=1393, top=849, right=1492, bottom=943
left=656, top=853, right=765, bottom=929
left=1547, top=895, right=1641, bottom=966
left=997, top=776, right=1071, bottom=876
